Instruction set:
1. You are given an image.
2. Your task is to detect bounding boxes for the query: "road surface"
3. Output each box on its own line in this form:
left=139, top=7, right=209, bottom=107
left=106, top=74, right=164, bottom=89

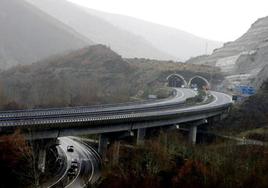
left=46, top=137, right=101, bottom=188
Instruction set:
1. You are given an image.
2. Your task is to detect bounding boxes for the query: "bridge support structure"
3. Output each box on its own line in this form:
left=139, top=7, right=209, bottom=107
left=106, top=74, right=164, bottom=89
left=188, top=119, right=208, bottom=144
left=137, top=128, right=146, bottom=145
left=98, top=134, right=109, bottom=158
left=28, top=137, right=59, bottom=187
left=188, top=125, right=197, bottom=144
left=37, top=147, right=46, bottom=173
left=31, top=139, right=58, bottom=173
left=110, top=140, right=120, bottom=165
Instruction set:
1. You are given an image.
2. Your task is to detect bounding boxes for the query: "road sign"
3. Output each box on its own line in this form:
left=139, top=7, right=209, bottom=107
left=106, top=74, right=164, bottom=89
left=235, top=85, right=256, bottom=96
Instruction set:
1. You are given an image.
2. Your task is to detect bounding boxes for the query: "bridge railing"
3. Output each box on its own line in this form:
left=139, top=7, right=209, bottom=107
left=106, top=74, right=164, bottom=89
left=0, top=89, right=179, bottom=116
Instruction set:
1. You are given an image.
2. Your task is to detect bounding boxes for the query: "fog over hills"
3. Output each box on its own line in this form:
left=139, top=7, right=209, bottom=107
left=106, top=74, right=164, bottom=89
left=26, top=0, right=174, bottom=61
left=0, top=45, right=134, bottom=108
left=0, top=0, right=90, bottom=69
left=0, top=44, right=221, bottom=109
left=84, top=8, right=223, bottom=61
left=26, top=0, right=222, bottom=61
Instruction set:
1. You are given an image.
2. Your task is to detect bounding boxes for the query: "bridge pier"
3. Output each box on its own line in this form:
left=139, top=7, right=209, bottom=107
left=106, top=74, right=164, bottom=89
left=188, top=119, right=208, bottom=144
left=31, top=138, right=58, bottom=176
left=111, top=141, right=120, bottom=165
left=188, top=125, right=197, bottom=144
left=98, top=134, right=109, bottom=158
left=37, top=147, right=46, bottom=173
left=137, top=128, right=146, bottom=145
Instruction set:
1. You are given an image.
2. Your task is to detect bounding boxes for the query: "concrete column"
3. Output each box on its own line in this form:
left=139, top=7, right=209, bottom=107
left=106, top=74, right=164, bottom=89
left=137, top=128, right=146, bottom=145
left=111, top=141, right=120, bottom=165
left=37, top=148, right=46, bottom=173
left=188, top=125, right=197, bottom=144
left=98, top=134, right=108, bottom=157
left=32, top=139, right=56, bottom=175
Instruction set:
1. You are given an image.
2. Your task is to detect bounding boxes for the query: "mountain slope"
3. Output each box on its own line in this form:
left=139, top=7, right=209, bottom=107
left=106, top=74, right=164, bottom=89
left=0, top=44, right=221, bottom=109
left=84, top=8, right=223, bottom=61
left=188, top=16, right=268, bottom=73
left=186, top=16, right=268, bottom=88
left=0, top=45, right=135, bottom=109
left=26, top=0, right=174, bottom=61
left=0, top=0, right=91, bottom=69
left=253, top=65, right=268, bottom=89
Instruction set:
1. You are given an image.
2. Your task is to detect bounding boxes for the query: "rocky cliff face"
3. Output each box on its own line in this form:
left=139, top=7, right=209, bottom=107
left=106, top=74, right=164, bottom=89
left=187, top=16, right=268, bottom=88
left=253, top=65, right=268, bottom=89
left=189, top=16, right=268, bottom=66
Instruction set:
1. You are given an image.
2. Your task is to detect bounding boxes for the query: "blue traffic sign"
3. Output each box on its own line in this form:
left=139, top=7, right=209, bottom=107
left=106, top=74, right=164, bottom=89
left=235, top=85, right=256, bottom=96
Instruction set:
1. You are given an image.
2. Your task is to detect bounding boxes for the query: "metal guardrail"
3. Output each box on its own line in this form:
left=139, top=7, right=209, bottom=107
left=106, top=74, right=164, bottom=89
left=0, top=90, right=232, bottom=133
left=0, top=89, right=179, bottom=118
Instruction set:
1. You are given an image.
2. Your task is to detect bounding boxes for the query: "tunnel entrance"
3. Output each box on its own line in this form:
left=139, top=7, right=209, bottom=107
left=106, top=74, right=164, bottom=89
left=188, top=76, right=210, bottom=89
left=167, top=74, right=187, bottom=88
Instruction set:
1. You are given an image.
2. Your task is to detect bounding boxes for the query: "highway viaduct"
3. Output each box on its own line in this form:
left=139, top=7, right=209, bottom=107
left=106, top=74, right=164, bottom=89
left=0, top=75, right=232, bottom=179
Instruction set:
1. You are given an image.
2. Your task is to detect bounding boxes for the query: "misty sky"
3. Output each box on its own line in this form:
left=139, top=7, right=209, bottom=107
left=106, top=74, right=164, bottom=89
left=67, top=0, right=268, bottom=42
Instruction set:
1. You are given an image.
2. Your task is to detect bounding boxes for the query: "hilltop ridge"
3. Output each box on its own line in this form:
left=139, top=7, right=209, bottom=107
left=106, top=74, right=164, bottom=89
left=187, top=16, right=268, bottom=88
left=26, top=0, right=222, bottom=61
left=0, top=0, right=90, bottom=69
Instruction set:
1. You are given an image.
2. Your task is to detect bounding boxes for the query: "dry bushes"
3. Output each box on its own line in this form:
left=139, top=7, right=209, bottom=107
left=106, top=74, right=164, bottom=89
left=0, top=130, right=33, bottom=187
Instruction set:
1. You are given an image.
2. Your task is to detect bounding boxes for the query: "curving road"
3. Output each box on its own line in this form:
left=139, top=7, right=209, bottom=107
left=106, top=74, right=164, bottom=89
left=37, top=88, right=232, bottom=188
left=46, top=137, right=101, bottom=188
left=0, top=88, right=195, bottom=118
left=0, top=88, right=233, bottom=140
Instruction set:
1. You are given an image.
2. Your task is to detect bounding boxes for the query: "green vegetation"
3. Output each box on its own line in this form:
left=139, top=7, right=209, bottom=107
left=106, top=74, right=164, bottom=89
left=98, top=80, right=268, bottom=188
left=0, top=45, right=222, bottom=110
left=238, top=127, right=268, bottom=141
left=0, top=45, right=251, bottom=188
left=186, top=89, right=212, bottom=105
left=211, top=80, right=268, bottom=138
left=99, top=131, right=268, bottom=188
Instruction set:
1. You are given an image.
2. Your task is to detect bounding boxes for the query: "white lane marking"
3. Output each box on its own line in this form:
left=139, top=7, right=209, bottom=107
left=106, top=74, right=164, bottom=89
left=65, top=137, right=94, bottom=188
left=68, top=137, right=96, bottom=185
left=47, top=139, right=70, bottom=188
left=65, top=160, right=82, bottom=188
left=64, top=139, right=83, bottom=188
left=189, top=92, right=218, bottom=110
left=176, top=89, right=185, bottom=100
left=83, top=154, right=94, bottom=187
left=223, top=92, right=233, bottom=103
left=72, top=140, right=95, bottom=185
left=209, top=92, right=218, bottom=105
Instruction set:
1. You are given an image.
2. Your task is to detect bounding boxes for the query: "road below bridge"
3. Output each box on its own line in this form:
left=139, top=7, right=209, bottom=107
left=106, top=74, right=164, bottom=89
left=0, top=88, right=233, bottom=187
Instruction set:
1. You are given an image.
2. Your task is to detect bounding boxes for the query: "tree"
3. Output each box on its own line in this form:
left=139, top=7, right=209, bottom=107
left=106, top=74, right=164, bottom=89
left=0, top=130, right=34, bottom=187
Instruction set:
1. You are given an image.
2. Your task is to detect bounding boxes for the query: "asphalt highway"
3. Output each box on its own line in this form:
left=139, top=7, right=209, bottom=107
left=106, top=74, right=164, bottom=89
left=0, top=88, right=196, bottom=119
left=25, top=88, right=233, bottom=188
left=46, top=137, right=101, bottom=188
